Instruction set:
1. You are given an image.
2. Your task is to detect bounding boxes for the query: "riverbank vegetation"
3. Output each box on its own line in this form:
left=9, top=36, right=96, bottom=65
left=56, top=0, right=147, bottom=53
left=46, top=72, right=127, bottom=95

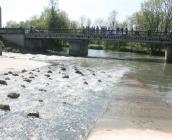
left=4, top=0, right=172, bottom=56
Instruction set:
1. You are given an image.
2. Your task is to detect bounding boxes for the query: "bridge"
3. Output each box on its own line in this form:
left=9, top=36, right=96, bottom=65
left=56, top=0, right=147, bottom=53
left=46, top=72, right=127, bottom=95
left=0, top=28, right=172, bottom=62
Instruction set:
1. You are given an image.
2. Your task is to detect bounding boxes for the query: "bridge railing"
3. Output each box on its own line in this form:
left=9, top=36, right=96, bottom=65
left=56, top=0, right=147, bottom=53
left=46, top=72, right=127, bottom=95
left=1, top=27, right=171, bottom=43
left=25, top=31, right=172, bottom=42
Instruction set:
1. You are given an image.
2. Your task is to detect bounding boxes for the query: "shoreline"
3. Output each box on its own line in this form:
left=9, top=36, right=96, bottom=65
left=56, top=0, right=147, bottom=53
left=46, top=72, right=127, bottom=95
left=87, top=77, right=172, bottom=140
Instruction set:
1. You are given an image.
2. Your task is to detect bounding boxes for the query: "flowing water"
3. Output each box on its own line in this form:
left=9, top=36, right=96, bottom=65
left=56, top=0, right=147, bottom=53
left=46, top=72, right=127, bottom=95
left=0, top=50, right=172, bottom=140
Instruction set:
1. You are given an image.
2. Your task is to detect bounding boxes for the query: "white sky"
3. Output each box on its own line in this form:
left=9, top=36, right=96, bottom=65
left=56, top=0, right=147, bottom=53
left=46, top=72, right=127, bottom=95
left=0, top=0, right=143, bottom=26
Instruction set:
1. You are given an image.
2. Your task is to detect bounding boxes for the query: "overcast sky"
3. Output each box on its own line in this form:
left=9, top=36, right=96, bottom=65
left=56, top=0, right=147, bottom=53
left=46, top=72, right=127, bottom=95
left=0, top=0, right=143, bottom=26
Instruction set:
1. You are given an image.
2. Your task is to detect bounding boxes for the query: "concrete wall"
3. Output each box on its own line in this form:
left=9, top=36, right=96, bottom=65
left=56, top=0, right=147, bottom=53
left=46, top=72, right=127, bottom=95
left=69, top=40, right=88, bottom=56
left=165, top=46, right=172, bottom=63
left=1, top=34, right=25, bottom=47
left=25, top=39, right=47, bottom=51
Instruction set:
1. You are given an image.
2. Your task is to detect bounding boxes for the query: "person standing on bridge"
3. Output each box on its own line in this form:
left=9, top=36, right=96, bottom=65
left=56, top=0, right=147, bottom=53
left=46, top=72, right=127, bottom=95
left=125, top=28, right=128, bottom=35
left=121, top=28, right=124, bottom=34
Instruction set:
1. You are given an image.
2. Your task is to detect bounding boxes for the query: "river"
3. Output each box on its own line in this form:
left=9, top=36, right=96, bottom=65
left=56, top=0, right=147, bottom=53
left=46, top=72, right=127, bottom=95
left=0, top=50, right=172, bottom=140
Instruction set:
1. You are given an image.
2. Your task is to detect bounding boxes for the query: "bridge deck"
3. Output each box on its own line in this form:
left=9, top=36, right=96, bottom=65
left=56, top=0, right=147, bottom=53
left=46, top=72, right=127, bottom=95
left=0, top=28, right=172, bottom=44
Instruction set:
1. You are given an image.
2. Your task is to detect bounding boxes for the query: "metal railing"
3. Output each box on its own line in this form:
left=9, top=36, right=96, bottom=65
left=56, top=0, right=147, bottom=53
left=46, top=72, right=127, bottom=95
left=1, top=28, right=172, bottom=44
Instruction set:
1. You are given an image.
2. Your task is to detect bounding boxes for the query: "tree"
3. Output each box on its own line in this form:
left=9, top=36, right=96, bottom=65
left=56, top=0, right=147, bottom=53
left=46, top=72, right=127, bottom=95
left=48, top=0, right=59, bottom=30
left=162, top=0, right=172, bottom=32
left=94, top=18, right=106, bottom=27
left=108, top=10, right=118, bottom=29
left=127, top=0, right=172, bottom=55
left=86, top=18, right=92, bottom=27
left=49, top=0, right=58, bottom=10
left=78, top=16, right=86, bottom=27
left=6, top=20, right=19, bottom=28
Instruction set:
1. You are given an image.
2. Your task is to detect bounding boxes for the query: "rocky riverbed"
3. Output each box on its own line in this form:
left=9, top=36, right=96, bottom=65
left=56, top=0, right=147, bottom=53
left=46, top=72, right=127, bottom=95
left=0, top=52, right=128, bottom=140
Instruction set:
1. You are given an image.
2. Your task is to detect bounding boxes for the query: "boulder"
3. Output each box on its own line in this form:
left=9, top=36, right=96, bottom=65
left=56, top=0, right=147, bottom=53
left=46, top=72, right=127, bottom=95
left=23, top=78, right=32, bottom=83
left=61, top=67, right=66, bottom=71
left=0, top=80, right=7, bottom=85
left=12, top=73, right=19, bottom=76
left=62, top=75, right=69, bottom=79
left=7, top=92, right=20, bottom=99
left=47, top=70, right=53, bottom=73
left=75, top=70, right=84, bottom=76
left=0, top=104, right=10, bottom=111
left=45, top=74, right=50, bottom=78
left=5, top=77, right=10, bottom=80
left=84, top=81, right=88, bottom=85
left=27, top=112, right=40, bottom=118
left=21, top=69, right=27, bottom=73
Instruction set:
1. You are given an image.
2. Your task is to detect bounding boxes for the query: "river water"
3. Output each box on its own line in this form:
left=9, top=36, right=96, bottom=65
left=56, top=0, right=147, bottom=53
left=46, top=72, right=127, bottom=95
left=0, top=50, right=172, bottom=140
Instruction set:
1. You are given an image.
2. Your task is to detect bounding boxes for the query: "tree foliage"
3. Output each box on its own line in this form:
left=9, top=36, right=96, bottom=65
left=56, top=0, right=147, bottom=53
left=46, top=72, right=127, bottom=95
left=5, top=0, right=70, bottom=30
left=129, top=0, right=172, bottom=32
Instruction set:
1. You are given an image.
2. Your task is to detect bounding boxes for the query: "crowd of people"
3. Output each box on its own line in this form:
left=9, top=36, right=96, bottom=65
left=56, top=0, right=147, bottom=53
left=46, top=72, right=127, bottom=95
left=81, top=26, right=172, bottom=38
left=82, top=26, right=129, bottom=35
left=27, top=25, right=172, bottom=38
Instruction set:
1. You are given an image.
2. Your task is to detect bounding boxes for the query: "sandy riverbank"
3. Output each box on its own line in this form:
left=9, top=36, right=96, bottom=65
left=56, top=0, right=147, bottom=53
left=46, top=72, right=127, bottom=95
left=88, top=78, right=172, bottom=140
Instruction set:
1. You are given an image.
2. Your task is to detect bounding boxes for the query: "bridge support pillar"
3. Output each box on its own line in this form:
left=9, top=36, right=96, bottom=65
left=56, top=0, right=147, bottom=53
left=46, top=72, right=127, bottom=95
left=69, top=40, right=88, bottom=57
left=165, top=46, right=172, bottom=63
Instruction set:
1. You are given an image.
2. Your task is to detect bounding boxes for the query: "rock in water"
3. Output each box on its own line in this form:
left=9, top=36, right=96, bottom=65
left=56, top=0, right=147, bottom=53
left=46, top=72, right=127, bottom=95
left=84, top=81, right=88, bottom=85
left=21, top=85, right=26, bottom=88
left=27, top=112, right=39, bottom=118
left=23, top=78, right=32, bottom=83
left=39, top=99, right=43, bottom=102
left=0, top=80, right=7, bottom=85
left=39, top=89, right=47, bottom=92
left=47, top=70, right=53, bottom=73
left=29, top=76, right=35, bottom=79
left=61, top=67, right=66, bottom=71
left=62, top=75, right=69, bottom=79
left=21, top=69, right=27, bottom=73
left=8, top=92, right=20, bottom=99
left=8, top=71, right=13, bottom=74
left=45, top=74, right=50, bottom=78
left=12, top=73, right=19, bottom=76
left=75, top=69, right=84, bottom=76
left=0, top=104, right=10, bottom=111
left=5, top=77, right=10, bottom=80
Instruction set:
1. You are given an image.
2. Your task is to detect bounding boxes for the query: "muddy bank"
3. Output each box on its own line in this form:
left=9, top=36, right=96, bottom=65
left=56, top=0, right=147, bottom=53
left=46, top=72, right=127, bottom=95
left=88, top=77, right=172, bottom=140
